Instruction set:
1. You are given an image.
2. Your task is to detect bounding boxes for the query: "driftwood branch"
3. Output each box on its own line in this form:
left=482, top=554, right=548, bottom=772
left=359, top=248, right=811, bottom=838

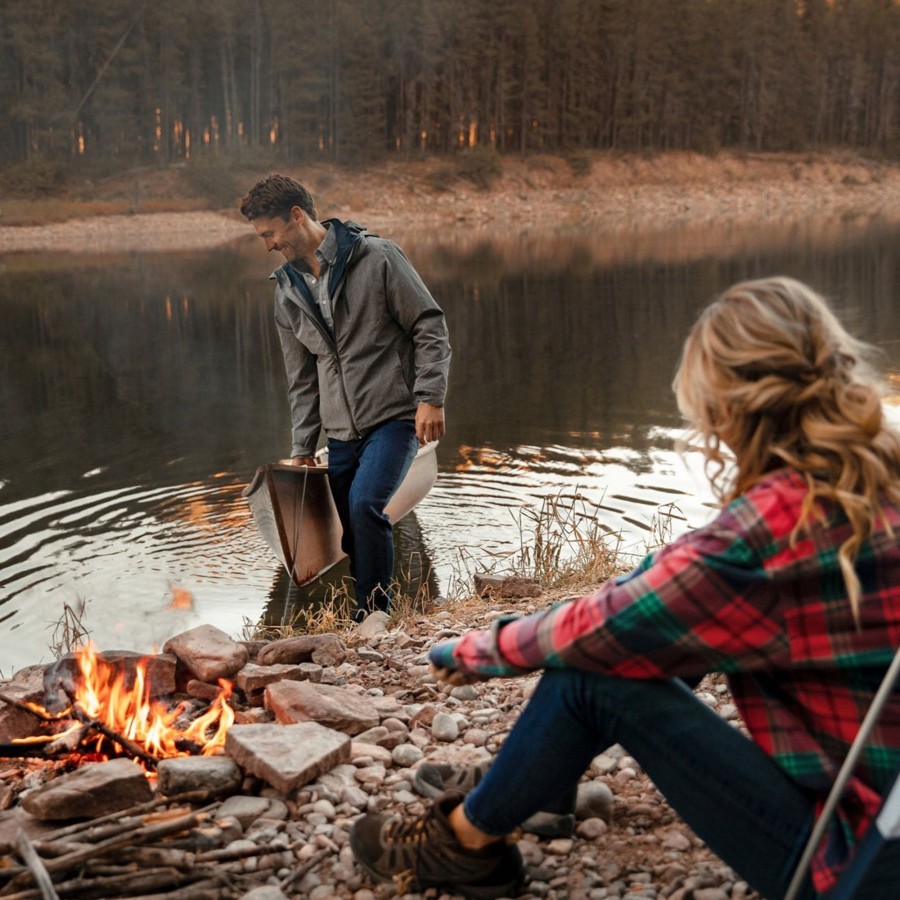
left=0, top=806, right=218, bottom=895
left=118, top=883, right=224, bottom=900
left=279, top=847, right=330, bottom=892
left=12, top=833, right=58, bottom=900
left=1, top=867, right=213, bottom=900
left=36, top=792, right=213, bottom=844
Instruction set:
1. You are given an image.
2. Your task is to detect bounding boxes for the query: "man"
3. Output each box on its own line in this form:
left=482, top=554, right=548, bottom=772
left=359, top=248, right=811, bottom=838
left=240, top=174, right=450, bottom=621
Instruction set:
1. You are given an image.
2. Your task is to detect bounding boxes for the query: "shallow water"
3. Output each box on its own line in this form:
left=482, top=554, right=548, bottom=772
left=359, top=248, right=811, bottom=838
left=1, top=219, right=899, bottom=673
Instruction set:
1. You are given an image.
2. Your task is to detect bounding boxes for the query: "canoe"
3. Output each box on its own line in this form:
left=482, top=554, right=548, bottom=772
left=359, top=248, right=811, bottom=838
left=242, top=441, right=439, bottom=587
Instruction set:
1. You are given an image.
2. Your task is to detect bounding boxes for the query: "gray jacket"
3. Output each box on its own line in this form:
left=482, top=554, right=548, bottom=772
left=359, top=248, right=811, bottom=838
left=271, top=219, right=451, bottom=457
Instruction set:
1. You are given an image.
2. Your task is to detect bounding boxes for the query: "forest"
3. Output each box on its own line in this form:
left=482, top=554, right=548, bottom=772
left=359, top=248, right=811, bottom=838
left=1, top=0, right=899, bottom=181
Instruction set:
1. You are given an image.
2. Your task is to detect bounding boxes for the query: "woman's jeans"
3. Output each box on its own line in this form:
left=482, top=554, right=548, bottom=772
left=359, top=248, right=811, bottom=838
left=327, top=420, right=417, bottom=615
left=463, top=669, right=820, bottom=900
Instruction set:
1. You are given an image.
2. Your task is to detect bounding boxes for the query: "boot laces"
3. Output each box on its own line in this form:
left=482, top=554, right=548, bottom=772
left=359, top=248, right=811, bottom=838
left=384, top=807, right=441, bottom=893
left=384, top=806, right=436, bottom=845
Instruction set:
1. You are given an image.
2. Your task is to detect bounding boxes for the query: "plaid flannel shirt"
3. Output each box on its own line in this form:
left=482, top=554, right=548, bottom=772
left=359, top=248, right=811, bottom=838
left=430, top=469, right=900, bottom=893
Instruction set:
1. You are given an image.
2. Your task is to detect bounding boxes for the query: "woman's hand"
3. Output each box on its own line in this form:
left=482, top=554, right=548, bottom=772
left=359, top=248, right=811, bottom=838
left=429, top=663, right=479, bottom=686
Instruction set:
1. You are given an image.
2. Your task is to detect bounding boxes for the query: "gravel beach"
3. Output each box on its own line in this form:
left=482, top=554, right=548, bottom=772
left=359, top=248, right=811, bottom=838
left=1, top=151, right=899, bottom=256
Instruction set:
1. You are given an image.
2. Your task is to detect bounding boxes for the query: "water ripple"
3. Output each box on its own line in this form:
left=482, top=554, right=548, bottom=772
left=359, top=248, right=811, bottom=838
left=0, top=448, right=717, bottom=676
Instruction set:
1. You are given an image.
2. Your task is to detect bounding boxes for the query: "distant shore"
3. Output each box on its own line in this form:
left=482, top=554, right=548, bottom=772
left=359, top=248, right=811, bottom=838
left=1, top=151, right=900, bottom=255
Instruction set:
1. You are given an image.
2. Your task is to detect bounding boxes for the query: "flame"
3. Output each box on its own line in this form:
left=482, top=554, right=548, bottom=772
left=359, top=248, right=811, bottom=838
left=19, top=644, right=234, bottom=767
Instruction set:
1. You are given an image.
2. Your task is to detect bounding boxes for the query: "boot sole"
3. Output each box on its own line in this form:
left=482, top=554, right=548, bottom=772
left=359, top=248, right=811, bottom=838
left=349, top=826, right=526, bottom=899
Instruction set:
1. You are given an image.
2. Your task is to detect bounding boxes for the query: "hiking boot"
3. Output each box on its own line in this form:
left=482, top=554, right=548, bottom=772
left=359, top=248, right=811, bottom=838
left=349, top=791, right=526, bottom=899
left=414, top=760, right=493, bottom=799
left=414, top=760, right=576, bottom=838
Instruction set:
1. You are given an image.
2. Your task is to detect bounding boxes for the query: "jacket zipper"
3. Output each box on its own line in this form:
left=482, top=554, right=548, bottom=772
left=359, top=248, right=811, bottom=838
left=281, top=254, right=361, bottom=439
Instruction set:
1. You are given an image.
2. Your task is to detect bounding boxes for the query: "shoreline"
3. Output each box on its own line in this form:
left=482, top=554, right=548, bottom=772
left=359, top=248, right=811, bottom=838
left=1, top=151, right=899, bottom=256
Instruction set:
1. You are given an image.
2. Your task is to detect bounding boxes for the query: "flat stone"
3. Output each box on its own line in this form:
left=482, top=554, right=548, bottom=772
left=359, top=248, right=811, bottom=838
left=0, top=806, right=57, bottom=850
left=20, top=758, right=153, bottom=821
left=235, top=663, right=313, bottom=694
left=265, top=681, right=379, bottom=735
left=163, top=624, right=249, bottom=683
left=350, top=741, right=393, bottom=765
left=156, top=755, right=242, bottom=797
left=351, top=611, right=390, bottom=640
left=218, top=795, right=281, bottom=828
left=256, top=634, right=347, bottom=667
left=0, top=665, right=47, bottom=742
left=225, top=723, right=351, bottom=794
left=186, top=680, right=222, bottom=701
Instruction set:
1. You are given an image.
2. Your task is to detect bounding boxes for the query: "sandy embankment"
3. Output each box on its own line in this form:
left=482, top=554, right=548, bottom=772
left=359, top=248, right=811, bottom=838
left=1, top=151, right=899, bottom=256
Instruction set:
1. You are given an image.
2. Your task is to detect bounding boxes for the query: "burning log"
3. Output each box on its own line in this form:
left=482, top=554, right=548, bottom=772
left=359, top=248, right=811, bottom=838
left=0, top=689, right=158, bottom=768
left=67, top=706, right=159, bottom=769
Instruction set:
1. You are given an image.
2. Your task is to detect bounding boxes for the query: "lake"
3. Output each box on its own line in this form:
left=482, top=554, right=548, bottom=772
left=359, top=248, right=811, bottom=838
left=2, top=215, right=899, bottom=674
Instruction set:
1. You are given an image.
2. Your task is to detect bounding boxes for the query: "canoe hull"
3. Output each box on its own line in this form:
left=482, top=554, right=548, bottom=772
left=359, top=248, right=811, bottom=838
left=243, top=441, right=438, bottom=587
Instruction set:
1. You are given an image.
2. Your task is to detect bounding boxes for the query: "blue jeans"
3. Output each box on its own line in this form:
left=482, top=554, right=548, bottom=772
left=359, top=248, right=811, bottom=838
left=327, top=420, right=417, bottom=614
left=463, top=669, right=820, bottom=900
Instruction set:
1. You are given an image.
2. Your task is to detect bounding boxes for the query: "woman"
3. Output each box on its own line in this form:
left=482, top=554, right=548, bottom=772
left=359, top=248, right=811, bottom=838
left=350, top=277, right=900, bottom=899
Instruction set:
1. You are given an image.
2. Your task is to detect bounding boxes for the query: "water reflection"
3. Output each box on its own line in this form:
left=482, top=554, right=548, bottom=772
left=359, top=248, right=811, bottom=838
left=1, top=220, right=899, bottom=673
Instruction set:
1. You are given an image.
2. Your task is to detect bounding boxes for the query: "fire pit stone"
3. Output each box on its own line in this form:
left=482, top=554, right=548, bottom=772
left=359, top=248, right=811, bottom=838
left=19, top=757, right=153, bottom=821
left=163, top=623, right=250, bottom=683
left=256, top=633, right=347, bottom=667
left=156, top=755, right=242, bottom=797
left=0, top=666, right=47, bottom=743
left=44, top=650, right=177, bottom=701
left=225, top=722, right=351, bottom=794
left=264, top=681, right=379, bottom=735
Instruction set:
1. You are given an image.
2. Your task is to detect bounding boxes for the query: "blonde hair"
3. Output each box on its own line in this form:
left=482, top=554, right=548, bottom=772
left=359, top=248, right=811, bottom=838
left=674, top=276, right=900, bottom=620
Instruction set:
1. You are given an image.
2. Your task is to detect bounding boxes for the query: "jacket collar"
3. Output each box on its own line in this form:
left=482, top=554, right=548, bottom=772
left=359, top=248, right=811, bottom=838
left=269, top=218, right=369, bottom=290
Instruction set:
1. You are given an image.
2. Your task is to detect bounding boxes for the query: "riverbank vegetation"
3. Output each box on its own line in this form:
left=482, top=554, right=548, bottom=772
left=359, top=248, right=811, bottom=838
left=242, top=491, right=634, bottom=643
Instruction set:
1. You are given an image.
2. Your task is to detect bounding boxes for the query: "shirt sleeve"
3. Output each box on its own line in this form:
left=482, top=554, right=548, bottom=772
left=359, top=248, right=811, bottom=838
left=432, top=500, right=792, bottom=680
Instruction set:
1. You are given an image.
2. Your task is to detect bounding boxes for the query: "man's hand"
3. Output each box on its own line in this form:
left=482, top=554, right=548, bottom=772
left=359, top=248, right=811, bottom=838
left=415, top=402, right=445, bottom=445
left=278, top=456, right=317, bottom=467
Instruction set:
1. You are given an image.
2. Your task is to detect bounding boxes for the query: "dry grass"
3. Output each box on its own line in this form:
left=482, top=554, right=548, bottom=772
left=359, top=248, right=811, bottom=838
left=243, top=491, right=631, bottom=643
left=242, top=553, right=441, bottom=641
left=48, top=600, right=92, bottom=658
left=446, top=491, right=626, bottom=601
left=510, top=491, right=625, bottom=588
left=0, top=197, right=204, bottom=226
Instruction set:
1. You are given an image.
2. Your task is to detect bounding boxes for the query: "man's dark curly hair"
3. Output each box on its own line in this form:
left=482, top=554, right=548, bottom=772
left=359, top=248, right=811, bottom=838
left=239, top=174, right=317, bottom=221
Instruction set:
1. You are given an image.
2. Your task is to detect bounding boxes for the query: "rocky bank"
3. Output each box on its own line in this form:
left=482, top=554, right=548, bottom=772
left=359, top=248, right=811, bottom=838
left=2, top=149, right=889, bottom=899
left=1, top=599, right=757, bottom=900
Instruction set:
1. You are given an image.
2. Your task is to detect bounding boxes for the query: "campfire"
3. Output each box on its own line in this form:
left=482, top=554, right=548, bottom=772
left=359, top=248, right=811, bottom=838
left=3, top=644, right=234, bottom=770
